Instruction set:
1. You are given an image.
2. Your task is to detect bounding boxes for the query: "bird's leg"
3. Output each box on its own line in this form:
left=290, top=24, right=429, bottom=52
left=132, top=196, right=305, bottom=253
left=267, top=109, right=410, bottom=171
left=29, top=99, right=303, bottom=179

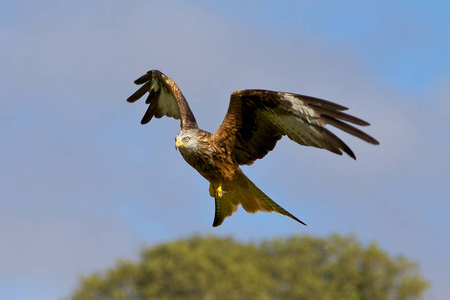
left=209, top=183, right=223, bottom=198
left=216, top=185, right=223, bottom=197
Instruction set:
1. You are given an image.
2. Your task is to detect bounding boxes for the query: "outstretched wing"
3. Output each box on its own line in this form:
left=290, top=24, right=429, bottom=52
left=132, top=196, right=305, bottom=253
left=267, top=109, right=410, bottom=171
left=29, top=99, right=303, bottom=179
left=127, top=70, right=198, bottom=130
left=213, top=89, right=379, bottom=165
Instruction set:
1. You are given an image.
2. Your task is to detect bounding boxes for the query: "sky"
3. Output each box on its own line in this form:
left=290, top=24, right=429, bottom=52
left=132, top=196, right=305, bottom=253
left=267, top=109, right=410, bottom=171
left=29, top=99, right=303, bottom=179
left=1, top=0, right=449, bottom=299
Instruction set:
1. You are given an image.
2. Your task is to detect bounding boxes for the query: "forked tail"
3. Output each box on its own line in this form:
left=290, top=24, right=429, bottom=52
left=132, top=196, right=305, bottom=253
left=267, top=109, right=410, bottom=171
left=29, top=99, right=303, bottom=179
left=211, top=175, right=306, bottom=227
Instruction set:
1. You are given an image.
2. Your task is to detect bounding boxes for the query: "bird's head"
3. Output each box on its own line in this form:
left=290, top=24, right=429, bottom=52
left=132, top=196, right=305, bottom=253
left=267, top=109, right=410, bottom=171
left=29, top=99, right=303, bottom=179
left=175, top=129, right=200, bottom=153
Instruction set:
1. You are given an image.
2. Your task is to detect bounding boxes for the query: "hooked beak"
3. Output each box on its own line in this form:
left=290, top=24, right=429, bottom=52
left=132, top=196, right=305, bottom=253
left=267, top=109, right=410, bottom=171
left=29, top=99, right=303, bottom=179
left=175, top=140, right=185, bottom=150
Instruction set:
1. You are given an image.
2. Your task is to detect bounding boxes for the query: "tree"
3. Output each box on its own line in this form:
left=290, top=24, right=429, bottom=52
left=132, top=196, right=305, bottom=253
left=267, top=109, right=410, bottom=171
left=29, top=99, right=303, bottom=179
left=66, top=235, right=428, bottom=300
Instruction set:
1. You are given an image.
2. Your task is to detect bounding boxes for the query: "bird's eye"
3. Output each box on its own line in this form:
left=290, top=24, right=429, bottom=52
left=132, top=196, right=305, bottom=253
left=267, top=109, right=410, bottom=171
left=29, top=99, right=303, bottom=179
left=182, top=137, right=190, bottom=143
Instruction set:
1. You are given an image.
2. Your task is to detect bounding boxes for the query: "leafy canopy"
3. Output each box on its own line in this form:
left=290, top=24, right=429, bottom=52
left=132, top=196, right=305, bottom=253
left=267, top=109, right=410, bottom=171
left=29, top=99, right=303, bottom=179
left=67, top=235, right=428, bottom=300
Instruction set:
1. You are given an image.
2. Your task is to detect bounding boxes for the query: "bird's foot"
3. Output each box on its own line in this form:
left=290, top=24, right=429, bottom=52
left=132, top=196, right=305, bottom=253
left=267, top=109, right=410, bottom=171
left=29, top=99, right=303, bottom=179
left=215, top=185, right=223, bottom=197
left=209, top=183, right=225, bottom=198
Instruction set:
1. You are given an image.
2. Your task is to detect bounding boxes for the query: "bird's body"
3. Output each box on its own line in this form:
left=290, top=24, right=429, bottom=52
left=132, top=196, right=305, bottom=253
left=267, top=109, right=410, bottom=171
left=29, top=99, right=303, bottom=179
left=127, top=70, right=379, bottom=227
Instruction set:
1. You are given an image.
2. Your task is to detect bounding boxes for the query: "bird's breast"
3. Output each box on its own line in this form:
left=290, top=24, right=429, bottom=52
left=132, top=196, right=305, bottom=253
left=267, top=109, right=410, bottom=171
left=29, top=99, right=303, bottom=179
left=179, top=147, right=238, bottom=182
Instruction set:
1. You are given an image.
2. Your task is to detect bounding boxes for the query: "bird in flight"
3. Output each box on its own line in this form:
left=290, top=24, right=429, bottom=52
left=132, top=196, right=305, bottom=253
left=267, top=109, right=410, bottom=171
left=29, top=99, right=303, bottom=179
left=127, top=70, right=379, bottom=227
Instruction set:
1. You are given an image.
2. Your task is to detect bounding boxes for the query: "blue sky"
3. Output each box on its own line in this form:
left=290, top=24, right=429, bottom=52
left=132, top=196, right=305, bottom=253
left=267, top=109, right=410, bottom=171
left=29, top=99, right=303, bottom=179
left=1, top=1, right=449, bottom=299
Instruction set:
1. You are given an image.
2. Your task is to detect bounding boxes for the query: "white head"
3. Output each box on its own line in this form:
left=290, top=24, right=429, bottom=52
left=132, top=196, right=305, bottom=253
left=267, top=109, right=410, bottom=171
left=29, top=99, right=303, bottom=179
left=175, top=129, right=200, bottom=154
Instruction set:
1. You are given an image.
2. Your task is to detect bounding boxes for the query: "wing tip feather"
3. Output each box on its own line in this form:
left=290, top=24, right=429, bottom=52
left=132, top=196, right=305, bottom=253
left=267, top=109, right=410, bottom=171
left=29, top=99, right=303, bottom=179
left=342, top=146, right=356, bottom=160
left=133, top=72, right=151, bottom=85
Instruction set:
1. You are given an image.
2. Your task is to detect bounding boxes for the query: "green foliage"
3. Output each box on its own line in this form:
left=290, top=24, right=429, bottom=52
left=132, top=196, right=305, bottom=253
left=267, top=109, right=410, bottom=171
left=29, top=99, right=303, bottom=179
left=67, top=235, right=428, bottom=300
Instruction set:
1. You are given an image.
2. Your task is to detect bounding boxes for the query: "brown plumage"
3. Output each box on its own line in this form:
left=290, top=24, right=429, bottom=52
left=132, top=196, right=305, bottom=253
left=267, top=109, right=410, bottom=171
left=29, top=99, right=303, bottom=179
left=127, top=70, right=379, bottom=227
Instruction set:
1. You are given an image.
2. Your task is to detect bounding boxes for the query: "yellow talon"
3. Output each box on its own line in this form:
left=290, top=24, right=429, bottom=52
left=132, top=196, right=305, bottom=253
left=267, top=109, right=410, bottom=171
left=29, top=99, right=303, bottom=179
left=216, top=185, right=223, bottom=197
left=209, top=183, right=225, bottom=198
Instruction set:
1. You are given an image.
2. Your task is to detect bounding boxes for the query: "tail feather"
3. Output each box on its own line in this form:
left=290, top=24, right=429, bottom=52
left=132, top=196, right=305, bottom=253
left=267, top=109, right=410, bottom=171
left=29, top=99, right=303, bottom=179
left=213, top=192, right=238, bottom=227
left=244, top=178, right=307, bottom=226
left=231, top=186, right=259, bottom=213
left=211, top=175, right=306, bottom=227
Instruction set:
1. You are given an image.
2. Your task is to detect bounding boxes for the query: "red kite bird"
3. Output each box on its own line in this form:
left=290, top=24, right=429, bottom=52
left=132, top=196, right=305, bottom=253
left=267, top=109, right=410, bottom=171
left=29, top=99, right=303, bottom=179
left=127, top=70, right=379, bottom=227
